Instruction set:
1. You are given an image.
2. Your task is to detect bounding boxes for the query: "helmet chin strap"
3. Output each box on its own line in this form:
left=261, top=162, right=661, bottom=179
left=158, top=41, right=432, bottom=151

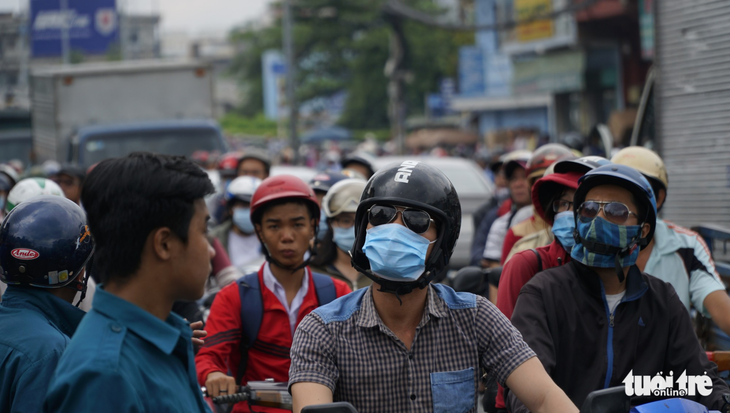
left=365, top=271, right=433, bottom=305
left=65, top=270, right=89, bottom=308
left=258, top=237, right=318, bottom=274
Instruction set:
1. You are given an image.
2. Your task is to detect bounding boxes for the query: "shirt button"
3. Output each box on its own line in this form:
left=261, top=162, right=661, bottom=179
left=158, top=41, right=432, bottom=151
left=410, top=394, right=416, bottom=401
left=408, top=353, right=414, bottom=360
left=111, top=324, right=122, bottom=333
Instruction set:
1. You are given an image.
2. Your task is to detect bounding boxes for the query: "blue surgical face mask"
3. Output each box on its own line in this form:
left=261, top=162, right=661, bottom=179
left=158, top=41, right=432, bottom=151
left=551, top=211, right=576, bottom=252
left=362, top=223, right=435, bottom=282
left=332, top=226, right=356, bottom=253
left=233, top=207, right=254, bottom=234
left=570, top=216, right=641, bottom=268
left=317, top=209, right=329, bottom=240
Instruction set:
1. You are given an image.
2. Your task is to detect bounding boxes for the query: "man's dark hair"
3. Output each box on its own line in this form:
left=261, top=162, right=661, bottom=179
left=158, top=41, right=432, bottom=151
left=82, top=152, right=214, bottom=283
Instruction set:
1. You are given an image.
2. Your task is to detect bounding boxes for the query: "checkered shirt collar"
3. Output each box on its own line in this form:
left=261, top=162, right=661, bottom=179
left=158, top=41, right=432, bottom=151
left=356, top=285, right=447, bottom=329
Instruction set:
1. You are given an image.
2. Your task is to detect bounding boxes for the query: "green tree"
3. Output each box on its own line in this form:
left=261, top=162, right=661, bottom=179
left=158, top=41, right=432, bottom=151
left=228, top=0, right=472, bottom=129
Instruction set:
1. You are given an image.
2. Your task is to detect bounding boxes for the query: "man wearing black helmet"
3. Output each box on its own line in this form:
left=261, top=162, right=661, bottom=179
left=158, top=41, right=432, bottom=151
left=508, top=164, right=729, bottom=411
left=0, top=196, right=94, bottom=413
left=289, top=160, right=578, bottom=413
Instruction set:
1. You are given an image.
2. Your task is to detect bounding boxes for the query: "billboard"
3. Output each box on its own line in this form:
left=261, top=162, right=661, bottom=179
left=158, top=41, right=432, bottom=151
left=515, top=0, right=554, bottom=42
left=30, top=0, right=118, bottom=58
left=458, top=46, right=485, bottom=97
left=262, top=50, right=287, bottom=120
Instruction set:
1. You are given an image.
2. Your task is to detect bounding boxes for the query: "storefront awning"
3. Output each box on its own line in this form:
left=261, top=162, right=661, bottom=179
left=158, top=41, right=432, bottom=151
left=450, top=94, right=552, bottom=112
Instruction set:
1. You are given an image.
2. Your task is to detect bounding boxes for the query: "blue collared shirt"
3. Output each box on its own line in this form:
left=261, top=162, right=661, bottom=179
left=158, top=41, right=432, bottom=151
left=44, top=286, right=211, bottom=413
left=0, top=286, right=85, bottom=413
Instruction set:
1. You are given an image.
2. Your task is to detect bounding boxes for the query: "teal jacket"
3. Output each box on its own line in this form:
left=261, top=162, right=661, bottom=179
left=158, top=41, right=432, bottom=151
left=0, top=286, right=85, bottom=413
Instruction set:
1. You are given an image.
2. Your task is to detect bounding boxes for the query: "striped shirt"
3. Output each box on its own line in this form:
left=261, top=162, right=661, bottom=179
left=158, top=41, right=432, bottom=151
left=289, top=284, right=535, bottom=413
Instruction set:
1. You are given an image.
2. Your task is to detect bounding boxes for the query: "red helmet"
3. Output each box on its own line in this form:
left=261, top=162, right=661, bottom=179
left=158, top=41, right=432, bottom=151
left=191, top=150, right=210, bottom=164
left=525, top=143, right=573, bottom=181
left=250, top=175, right=320, bottom=224
left=218, top=152, right=241, bottom=171
left=531, top=171, right=583, bottom=224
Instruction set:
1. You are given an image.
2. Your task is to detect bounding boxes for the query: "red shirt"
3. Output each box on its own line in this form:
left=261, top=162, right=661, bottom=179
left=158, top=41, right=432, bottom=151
left=495, top=239, right=570, bottom=409
left=195, top=264, right=351, bottom=412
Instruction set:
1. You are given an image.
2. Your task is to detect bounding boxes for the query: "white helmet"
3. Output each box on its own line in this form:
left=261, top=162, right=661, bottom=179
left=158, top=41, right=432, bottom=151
left=323, top=178, right=367, bottom=218
left=225, top=176, right=262, bottom=204
left=0, top=164, right=19, bottom=186
left=6, top=178, right=64, bottom=213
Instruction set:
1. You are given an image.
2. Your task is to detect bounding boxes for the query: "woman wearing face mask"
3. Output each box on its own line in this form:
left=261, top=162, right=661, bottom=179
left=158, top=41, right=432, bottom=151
left=310, top=178, right=372, bottom=290
left=210, top=176, right=265, bottom=272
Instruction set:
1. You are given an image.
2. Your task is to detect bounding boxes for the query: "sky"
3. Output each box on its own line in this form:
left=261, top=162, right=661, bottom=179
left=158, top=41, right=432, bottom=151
left=0, top=0, right=272, bottom=36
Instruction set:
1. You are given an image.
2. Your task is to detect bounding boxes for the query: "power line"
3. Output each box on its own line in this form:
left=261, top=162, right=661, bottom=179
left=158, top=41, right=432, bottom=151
left=382, top=0, right=603, bottom=32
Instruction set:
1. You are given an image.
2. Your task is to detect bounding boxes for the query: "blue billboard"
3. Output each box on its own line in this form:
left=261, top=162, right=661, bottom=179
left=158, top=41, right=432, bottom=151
left=459, top=46, right=485, bottom=96
left=30, top=0, right=119, bottom=57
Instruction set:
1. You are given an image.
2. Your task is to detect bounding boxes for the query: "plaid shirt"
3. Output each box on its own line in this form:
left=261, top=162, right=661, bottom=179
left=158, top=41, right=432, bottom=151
left=289, top=284, right=535, bottom=413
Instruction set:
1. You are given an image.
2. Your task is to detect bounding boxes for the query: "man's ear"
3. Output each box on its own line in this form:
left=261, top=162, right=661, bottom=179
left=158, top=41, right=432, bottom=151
left=151, top=227, right=175, bottom=261
left=641, top=223, right=651, bottom=239
left=656, top=188, right=667, bottom=211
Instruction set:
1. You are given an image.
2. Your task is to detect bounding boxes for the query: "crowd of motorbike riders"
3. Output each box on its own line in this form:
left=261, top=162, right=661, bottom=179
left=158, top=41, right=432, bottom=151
left=1, top=143, right=730, bottom=413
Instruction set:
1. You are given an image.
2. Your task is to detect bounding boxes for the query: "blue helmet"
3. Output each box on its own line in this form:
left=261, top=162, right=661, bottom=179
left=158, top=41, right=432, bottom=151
left=0, top=196, right=95, bottom=289
left=573, top=164, right=657, bottom=248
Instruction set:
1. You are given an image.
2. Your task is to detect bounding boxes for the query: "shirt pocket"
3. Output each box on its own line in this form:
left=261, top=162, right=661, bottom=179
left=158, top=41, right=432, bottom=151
left=430, top=367, right=475, bottom=413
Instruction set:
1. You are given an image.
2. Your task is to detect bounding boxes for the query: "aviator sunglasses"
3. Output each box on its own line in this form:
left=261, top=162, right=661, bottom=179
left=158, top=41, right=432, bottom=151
left=578, top=201, right=639, bottom=225
left=367, top=205, right=435, bottom=234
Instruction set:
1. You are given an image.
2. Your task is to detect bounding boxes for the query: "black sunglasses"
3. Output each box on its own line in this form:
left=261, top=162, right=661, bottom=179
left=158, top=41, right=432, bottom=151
left=367, top=205, right=434, bottom=234
left=579, top=201, right=638, bottom=225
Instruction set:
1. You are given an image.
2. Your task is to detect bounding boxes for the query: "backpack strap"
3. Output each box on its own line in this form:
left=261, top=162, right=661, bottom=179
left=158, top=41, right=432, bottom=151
left=236, top=272, right=262, bottom=383
left=530, top=249, right=543, bottom=273
left=311, top=271, right=337, bottom=306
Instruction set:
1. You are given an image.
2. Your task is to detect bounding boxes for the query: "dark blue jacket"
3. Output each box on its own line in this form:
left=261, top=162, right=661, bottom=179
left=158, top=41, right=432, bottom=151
left=508, top=262, right=729, bottom=411
left=0, top=286, right=84, bottom=413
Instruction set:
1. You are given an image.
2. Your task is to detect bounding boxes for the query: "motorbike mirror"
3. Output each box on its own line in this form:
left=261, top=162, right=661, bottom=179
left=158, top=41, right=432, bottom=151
left=451, top=266, right=487, bottom=295
left=580, top=387, right=629, bottom=413
left=301, top=402, right=359, bottom=413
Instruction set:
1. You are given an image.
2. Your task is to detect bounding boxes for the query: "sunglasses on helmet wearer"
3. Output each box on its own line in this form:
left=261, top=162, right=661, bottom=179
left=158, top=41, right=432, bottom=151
left=367, top=204, right=435, bottom=234
left=578, top=201, right=639, bottom=225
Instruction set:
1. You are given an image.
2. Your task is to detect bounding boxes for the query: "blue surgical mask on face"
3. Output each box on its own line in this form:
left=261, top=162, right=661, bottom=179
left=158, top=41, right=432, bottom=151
left=233, top=207, right=254, bottom=234
left=551, top=211, right=576, bottom=252
left=332, top=226, right=356, bottom=253
left=362, top=223, right=435, bottom=282
left=570, top=216, right=641, bottom=268
left=317, top=210, right=329, bottom=240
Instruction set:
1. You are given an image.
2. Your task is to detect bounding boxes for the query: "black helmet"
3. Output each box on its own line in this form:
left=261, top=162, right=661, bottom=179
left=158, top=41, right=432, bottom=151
left=0, top=196, right=95, bottom=290
left=351, top=160, right=461, bottom=294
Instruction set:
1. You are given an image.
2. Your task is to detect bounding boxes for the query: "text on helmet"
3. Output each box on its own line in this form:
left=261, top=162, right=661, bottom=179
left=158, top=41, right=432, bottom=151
left=394, top=160, right=420, bottom=184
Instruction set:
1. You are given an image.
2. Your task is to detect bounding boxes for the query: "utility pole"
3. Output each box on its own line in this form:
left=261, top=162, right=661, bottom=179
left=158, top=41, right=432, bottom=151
left=283, top=0, right=299, bottom=164
left=384, top=13, right=409, bottom=155
left=60, top=0, right=70, bottom=64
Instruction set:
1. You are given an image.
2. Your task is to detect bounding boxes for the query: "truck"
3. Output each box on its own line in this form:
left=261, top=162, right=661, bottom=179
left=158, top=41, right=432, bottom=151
left=30, top=60, right=227, bottom=168
left=0, top=108, right=32, bottom=166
